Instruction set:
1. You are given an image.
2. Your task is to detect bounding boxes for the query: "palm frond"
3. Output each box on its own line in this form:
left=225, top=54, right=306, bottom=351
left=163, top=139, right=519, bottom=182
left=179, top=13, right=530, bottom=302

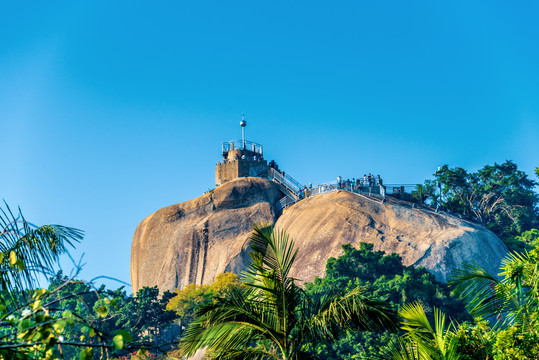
left=448, top=263, right=502, bottom=320
left=181, top=225, right=400, bottom=359
left=213, top=347, right=281, bottom=360
left=246, top=224, right=298, bottom=288
left=394, top=303, right=460, bottom=360
left=378, top=337, right=421, bottom=360
left=179, top=287, right=284, bottom=358
left=304, top=286, right=398, bottom=344
left=0, top=202, right=82, bottom=298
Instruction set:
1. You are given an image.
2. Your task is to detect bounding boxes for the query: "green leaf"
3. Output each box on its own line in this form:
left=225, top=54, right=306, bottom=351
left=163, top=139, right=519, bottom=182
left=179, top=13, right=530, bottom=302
left=32, top=331, right=43, bottom=342
left=9, top=251, right=17, bottom=267
left=53, top=320, right=66, bottom=334
left=63, top=309, right=75, bottom=324
left=16, top=259, right=25, bottom=270
left=112, top=334, right=124, bottom=349
left=79, top=348, right=93, bottom=360
left=113, top=330, right=132, bottom=349
left=95, top=305, right=108, bottom=317
left=116, top=330, right=132, bottom=342
left=33, top=288, right=47, bottom=298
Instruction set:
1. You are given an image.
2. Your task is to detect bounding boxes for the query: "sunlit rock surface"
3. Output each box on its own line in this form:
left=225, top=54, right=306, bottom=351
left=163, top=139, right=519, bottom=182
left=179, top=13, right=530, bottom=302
left=131, top=178, right=283, bottom=293
left=275, top=190, right=507, bottom=284
left=131, top=178, right=507, bottom=293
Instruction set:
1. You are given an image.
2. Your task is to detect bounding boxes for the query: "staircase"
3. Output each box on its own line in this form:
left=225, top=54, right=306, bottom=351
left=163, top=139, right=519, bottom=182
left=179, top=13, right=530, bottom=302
left=268, top=168, right=304, bottom=212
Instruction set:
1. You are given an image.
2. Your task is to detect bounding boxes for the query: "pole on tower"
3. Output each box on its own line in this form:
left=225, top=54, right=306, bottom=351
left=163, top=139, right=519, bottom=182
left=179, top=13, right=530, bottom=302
left=240, top=114, right=247, bottom=149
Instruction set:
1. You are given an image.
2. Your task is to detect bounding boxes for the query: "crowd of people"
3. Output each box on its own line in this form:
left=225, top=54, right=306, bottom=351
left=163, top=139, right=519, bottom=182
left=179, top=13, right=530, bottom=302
left=337, top=174, right=383, bottom=189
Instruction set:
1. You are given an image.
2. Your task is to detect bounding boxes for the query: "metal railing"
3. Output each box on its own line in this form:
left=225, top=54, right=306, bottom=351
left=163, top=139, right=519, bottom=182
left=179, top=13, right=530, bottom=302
left=311, top=181, right=385, bottom=198
left=222, top=140, right=263, bottom=155
left=384, top=184, right=419, bottom=196
left=269, top=168, right=303, bottom=197
left=276, top=195, right=298, bottom=213
left=272, top=175, right=420, bottom=213
left=276, top=181, right=386, bottom=213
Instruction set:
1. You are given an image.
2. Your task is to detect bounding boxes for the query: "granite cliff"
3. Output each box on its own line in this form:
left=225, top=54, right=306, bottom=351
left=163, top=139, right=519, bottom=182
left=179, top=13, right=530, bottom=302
left=131, top=177, right=507, bottom=293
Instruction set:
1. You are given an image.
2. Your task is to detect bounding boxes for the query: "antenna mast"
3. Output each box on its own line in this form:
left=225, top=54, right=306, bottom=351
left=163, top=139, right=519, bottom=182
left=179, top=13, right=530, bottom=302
left=240, top=113, right=247, bottom=149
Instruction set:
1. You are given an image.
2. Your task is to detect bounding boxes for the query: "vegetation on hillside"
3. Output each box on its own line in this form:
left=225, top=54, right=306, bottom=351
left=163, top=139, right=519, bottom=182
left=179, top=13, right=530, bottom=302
left=167, top=273, right=245, bottom=327
left=0, top=203, right=177, bottom=359
left=302, top=243, right=468, bottom=360
left=178, top=225, right=399, bottom=359
left=413, top=161, right=538, bottom=250
left=1, top=162, right=537, bottom=359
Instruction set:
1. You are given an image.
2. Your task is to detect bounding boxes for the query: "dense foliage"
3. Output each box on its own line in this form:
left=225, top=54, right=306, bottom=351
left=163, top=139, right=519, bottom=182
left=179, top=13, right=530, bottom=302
left=379, top=229, right=539, bottom=360
left=448, top=238, right=539, bottom=359
left=179, top=225, right=399, bottom=359
left=413, top=161, right=538, bottom=246
left=0, top=203, right=177, bottom=359
left=303, top=243, right=468, bottom=360
left=44, top=272, right=177, bottom=359
left=167, top=272, right=244, bottom=327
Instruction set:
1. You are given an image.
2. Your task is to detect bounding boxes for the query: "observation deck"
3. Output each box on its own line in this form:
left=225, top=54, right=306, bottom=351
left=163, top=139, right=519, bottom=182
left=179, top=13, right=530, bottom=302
left=215, top=117, right=269, bottom=186
left=215, top=139, right=268, bottom=186
left=222, top=140, right=263, bottom=158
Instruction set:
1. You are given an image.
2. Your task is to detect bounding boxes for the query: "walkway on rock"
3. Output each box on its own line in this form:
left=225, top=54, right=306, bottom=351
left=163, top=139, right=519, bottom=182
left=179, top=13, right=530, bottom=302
left=267, top=171, right=455, bottom=220
left=267, top=169, right=390, bottom=213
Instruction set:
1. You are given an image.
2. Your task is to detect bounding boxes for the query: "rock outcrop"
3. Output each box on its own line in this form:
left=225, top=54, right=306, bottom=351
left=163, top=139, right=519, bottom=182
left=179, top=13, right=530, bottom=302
left=131, top=177, right=507, bottom=293
left=275, top=190, right=506, bottom=283
left=131, top=177, right=284, bottom=293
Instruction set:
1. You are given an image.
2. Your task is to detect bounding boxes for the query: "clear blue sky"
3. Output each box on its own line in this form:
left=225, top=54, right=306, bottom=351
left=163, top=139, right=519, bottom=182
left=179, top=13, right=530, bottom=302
left=1, top=1, right=538, bottom=291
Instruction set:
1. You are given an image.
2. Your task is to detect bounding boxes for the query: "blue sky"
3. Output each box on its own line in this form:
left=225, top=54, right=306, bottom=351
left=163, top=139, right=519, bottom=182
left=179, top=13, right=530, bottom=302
left=1, top=1, right=538, bottom=291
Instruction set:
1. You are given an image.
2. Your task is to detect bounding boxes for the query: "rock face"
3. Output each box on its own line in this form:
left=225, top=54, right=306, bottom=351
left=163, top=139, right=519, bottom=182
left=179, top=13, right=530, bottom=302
left=275, top=191, right=507, bottom=283
left=131, top=178, right=507, bottom=293
left=131, top=177, right=284, bottom=293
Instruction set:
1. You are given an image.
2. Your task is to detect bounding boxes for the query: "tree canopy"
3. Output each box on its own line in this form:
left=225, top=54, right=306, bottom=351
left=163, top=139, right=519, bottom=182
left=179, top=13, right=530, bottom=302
left=179, top=226, right=399, bottom=360
left=0, top=203, right=177, bottom=359
left=167, top=272, right=244, bottom=327
left=303, top=243, right=468, bottom=360
left=413, top=161, right=538, bottom=243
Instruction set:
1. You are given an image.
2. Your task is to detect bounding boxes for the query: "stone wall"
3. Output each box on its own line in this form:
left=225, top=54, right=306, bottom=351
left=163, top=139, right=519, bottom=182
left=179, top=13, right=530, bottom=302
left=215, top=153, right=268, bottom=186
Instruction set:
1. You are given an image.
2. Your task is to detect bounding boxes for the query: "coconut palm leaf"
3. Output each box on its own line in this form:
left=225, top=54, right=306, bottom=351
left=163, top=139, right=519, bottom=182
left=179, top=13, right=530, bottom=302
left=379, top=337, right=421, bottom=360
left=0, top=201, right=82, bottom=300
left=448, top=263, right=502, bottom=321
left=213, top=348, right=281, bottom=360
left=450, top=250, right=539, bottom=329
left=180, top=225, right=399, bottom=359
left=381, top=303, right=459, bottom=360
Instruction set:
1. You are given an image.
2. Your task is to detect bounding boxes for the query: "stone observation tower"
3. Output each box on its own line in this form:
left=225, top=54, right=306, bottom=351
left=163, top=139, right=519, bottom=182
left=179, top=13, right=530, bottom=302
left=215, top=115, right=269, bottom=186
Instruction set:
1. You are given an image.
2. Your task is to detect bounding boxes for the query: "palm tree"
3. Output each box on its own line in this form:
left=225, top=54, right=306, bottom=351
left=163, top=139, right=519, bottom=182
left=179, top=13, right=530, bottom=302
left=179, top=225, right=399, bottom=360
left=449, top=247, right=539, bottom=331
left=0, top=201, right=82, bottom=302
left=381, top=303, right=460, bottom=360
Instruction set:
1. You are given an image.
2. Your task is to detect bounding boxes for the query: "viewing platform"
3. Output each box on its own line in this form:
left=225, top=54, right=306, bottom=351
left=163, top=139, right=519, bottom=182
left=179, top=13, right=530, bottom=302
left=222, top=140, right=263, bottom=158
left=215, top=115, right=269, bottom=187
left=215, top=116, right=421, bottom=212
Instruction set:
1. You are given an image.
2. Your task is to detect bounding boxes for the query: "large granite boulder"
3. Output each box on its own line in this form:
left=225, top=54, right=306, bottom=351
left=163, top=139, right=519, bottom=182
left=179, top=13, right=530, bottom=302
left=131, top=178, right=507, bottom=293
left=130, top=177, right=284, bottom=293
left=275, top=190, right=507, bottom=283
